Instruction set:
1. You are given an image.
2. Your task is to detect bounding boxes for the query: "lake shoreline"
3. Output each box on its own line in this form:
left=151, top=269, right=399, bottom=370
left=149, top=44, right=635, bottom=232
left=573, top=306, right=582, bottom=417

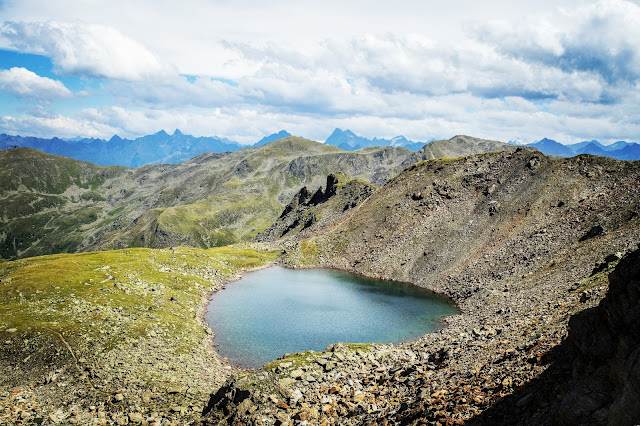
left=204, top=264, right=459, bottom=368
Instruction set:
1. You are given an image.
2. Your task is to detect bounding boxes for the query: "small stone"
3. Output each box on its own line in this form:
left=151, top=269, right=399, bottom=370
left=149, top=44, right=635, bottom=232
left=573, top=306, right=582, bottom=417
left=128, top=412, right=144, bottom=424
left=275, top=401, right=289, bottom=410
left=580, top=291, right=591, bottom=303
left=604, top=252, right=623, bottom=263
left=113, top=393, right=125, bottom=402
left=49, top=411, right=65, bottom=423
left=289, top=388, right=304, bottom=405
left=142, top=391, right=153, bottom=403
left=329, top=385, right=341, bottom=394
left=324, top=361, right=336, bottom=372
left=290, top=369, right=304, bottom=379
left=278, top=378, right=296, bottom=388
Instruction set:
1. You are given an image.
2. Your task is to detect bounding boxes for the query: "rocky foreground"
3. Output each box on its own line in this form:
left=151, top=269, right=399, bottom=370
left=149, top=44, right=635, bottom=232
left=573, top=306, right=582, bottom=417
left=0, top=246, right=278, bottom=425
left=203, top=150, right=640, bottom=425
left=2, top=149, right=640, bottom=425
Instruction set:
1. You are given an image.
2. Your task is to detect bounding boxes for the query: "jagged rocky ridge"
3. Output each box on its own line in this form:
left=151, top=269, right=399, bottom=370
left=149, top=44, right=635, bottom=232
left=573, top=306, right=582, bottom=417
left=0, top=135, right=521, bottom=261
left=255, top=173, right=376, bottom=243
left=203, top=149, right=640, bottom=425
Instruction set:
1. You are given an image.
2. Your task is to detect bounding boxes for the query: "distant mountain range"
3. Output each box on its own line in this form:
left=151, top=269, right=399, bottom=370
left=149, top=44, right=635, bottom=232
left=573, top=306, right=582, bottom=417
left=3, top=128, right=639, bottom=167
left=0, top=130, right=293, bottom=168
left=324, top=128, right=431, bottom=151
left=512, top=137, right=640, bottom=160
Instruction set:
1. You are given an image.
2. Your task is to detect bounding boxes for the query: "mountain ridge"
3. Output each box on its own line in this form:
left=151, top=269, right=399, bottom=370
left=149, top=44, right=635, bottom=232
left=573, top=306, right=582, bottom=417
left=523, top=137, right=640, bottom=160
left=0, top=135, right=536, bottom=260
left=207, top=148, right=640, bottom=425
left=325, top=128, right=430, bottom=151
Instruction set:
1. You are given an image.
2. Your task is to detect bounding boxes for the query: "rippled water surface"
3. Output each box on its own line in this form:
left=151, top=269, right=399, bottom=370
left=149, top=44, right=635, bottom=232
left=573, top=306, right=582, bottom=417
left=206, top=266, right=458, bottom=368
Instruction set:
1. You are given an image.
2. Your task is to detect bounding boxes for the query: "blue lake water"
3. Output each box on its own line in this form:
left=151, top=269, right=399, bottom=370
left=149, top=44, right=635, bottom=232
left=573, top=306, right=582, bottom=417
left=205, top=266, right=458, bottom=368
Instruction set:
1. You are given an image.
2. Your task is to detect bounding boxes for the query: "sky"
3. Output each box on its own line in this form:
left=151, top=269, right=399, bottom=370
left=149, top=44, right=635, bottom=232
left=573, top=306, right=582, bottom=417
left=0, top=0, right=639, bottom=145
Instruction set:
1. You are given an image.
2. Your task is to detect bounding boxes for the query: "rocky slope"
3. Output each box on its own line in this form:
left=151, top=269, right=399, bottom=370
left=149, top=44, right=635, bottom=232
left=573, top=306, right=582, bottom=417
left=0, top=138, right=411, bottom=260
left=203, top=149, right=640, bottom=425
left=408, top=135, right=521, bottom=165
left=0, top=135, right=523, bottom=261
left=254, top=173, right=376, bottom=243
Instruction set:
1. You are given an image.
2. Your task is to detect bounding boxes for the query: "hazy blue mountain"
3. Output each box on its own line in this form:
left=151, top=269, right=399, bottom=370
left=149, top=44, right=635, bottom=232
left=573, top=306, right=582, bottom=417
left=252, top=130, right=292, bottom=147
left=612, top=143, right=640, bottom=160
left=324, top=129, right=376, bottom=150
left=528, top=137, right=640, bottom=160
left=527, top=138, right=576, bottom=157
left=387, top=135, right=427, bottom=150
left=0, top=130, right=295, bottom=167
left=576, top=142, right=610, bottom=157
left=325, top=128, right=429, bottom=151
left=568, top=140, right=607, bottom=152
left=605, top=141, right=636, bottom=151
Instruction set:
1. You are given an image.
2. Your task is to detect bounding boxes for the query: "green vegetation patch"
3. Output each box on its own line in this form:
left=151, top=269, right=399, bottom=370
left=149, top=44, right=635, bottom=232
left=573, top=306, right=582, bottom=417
left=0, top=245, right=279, bottom=354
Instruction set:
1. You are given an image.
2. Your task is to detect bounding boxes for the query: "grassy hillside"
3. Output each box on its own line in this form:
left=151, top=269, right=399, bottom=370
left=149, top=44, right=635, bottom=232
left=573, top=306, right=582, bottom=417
left=0, top=138, right=412, bottom=260
left=1, top=135, right=530, bottom=260
left=0, top=244, right=279, bottom=424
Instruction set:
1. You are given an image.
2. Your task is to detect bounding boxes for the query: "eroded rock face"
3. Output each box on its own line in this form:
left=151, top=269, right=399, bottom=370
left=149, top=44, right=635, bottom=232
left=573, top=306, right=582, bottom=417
left=255, top=173, right=376, bottom=243
left=558, top=246, right=640, bottom=425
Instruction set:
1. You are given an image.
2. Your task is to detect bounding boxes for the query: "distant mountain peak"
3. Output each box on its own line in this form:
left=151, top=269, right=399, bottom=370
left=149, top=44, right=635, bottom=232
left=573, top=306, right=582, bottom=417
left=173, top=129, right=183, bottom=136
left=508, top=137, right=529, bottom=145
left=325, top=129, right=427, bottom=151
left=329, top=128, right=355, bottom=137
left=253, top=130, right=293, bottom=147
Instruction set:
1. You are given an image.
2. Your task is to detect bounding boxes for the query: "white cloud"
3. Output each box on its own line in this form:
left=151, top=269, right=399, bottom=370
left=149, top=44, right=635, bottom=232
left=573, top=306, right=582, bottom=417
left=474, top=0, right=640, bottom=86
left=0, top=0, right=639, bottom=145
left=0, top=113, right=118, bottom=139
left=0, top=67, right=72, bottom=99
left=0, top=21, right=171, bottom=80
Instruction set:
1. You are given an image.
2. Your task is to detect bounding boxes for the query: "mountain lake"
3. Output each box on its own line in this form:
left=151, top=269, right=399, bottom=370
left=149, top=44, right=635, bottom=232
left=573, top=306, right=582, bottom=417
left=206, top=266, right=459, bottom=368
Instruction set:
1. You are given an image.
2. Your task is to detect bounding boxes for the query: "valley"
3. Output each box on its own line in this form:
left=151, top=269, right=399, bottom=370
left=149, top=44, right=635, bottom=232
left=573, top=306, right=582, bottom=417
left=0, top=135, right=517, bottom=261
left=1, top=138, right=639, bottom=425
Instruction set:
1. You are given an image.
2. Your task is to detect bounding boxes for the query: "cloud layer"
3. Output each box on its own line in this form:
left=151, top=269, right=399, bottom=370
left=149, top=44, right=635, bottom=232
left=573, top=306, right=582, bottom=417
left=0, top=0, right=639, bottom=144
left=1, top=21, right=170, bottom=80
left=0, top=67, right=71, bottom=99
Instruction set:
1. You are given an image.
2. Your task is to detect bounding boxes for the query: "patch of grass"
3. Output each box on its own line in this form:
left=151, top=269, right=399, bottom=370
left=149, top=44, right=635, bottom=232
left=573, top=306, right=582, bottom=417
left=262, top=350, right=321, bottom=372
left=0, top=193, right=66, bottom=218
left=0, top=245, right=279, bottom=354
left=157, top=195, right=283, bottom=247
left=298, top=239, right=319, bottom=265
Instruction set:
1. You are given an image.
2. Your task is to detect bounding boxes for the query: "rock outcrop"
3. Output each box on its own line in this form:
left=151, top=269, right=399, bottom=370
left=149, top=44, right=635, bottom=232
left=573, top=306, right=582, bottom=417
left=557, top=246, right=640, bottom=425
left=255, top=173, right=376, bottom=243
